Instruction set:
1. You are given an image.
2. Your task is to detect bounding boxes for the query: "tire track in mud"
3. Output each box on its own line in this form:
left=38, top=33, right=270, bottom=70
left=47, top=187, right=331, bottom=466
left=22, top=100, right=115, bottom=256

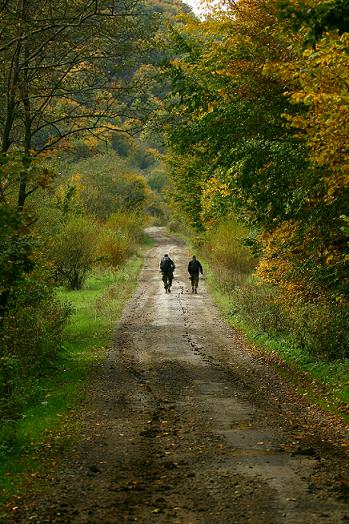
left=6, top=227, right=349, bottom=524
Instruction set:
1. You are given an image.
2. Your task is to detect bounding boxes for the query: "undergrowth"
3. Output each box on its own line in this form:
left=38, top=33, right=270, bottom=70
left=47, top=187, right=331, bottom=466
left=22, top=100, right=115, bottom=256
left=0, top=255, right=144, bottom=508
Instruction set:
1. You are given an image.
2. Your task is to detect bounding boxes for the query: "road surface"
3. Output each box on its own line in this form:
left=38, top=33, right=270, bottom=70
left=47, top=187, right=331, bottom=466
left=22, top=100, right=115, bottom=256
left=8, top=227, right=349, bottom=523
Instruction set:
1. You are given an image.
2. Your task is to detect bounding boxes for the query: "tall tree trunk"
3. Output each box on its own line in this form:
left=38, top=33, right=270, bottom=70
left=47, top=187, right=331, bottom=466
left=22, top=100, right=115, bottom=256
left=18, top=0, right=31, bottom=211
left=0, top=0, right=31, bottom=332
left=2, top=41, right=21, bottom=153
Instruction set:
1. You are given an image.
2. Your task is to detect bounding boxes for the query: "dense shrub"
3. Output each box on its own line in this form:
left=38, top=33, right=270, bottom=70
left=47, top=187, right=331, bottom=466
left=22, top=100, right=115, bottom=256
left=98, top=229, right=131, bottom=268
left=230, top=283, right=291, bottom=338
left=230, top=280, right=349, bottom=359
left=287, top=299, right=349, bottom=360
left=200, top=220, right=256, bottom=291
left=0, top=278, right=71, bottom=418
left=50, top=215, right=99, bottom=290
left=106, top=212, right=144, bottom=243
left=59, top=153, right=150, bottom=220
left=201, top=218, right=349, bottom=359
left=97, top=212, right=144, bottom=269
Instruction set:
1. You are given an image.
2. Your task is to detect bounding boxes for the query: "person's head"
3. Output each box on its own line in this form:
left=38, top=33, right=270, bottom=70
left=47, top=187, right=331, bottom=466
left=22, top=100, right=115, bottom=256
left=192, top=255, right=196, bottom=260
left=164, top=254, right=168, bottom=258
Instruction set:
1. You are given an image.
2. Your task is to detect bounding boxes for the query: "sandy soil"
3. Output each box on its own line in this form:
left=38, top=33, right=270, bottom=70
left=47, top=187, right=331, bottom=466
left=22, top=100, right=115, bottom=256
left=7, top=227, right=349, bottom=523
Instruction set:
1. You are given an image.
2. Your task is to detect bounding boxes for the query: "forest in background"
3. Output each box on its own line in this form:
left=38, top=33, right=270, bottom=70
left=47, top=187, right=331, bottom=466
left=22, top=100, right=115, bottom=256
left=161, top=0, right=349, bottom=363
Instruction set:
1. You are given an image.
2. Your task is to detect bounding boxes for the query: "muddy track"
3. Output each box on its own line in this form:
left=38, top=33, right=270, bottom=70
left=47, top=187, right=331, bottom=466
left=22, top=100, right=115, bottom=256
left=7, top=227, right=349, bottom=523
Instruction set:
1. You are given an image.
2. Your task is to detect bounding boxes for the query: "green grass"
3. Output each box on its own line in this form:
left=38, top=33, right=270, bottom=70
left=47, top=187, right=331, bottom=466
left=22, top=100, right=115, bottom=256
left=0, top=255, right=144, bottom=509
left=142, top=232, right=155, bottom=248
left=203, top=261, right=349, bottom=422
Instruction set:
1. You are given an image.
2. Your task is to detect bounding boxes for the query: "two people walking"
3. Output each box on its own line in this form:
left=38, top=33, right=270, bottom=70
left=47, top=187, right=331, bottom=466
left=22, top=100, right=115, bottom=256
left=159, top=254, right=203, bottom=294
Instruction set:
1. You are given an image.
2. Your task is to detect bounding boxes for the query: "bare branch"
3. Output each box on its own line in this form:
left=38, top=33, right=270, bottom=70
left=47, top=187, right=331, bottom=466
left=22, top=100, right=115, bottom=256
left=0, top=0, right=142, bottom=53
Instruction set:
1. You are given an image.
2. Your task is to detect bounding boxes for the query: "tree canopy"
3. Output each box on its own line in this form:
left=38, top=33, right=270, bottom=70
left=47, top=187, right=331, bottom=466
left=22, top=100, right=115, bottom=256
left=160, top=0, right=349, bottom=357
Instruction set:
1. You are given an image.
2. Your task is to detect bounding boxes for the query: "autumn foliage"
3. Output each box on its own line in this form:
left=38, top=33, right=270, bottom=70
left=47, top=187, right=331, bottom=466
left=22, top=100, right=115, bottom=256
left=162, top=0, right=349, bottom=358
left=0, top=0, right=174, bottom=419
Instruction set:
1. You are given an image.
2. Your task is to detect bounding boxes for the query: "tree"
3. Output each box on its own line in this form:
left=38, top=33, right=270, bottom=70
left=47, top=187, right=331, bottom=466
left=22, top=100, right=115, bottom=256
left=161, top=0, right=349, bottom=356
left=0, top=0, right=158, bottom=325
left=161, top=0, right=299, bottom=229
left=0, top=0, right=158, bottom=202
left=50, top=215, right=98, bottom=290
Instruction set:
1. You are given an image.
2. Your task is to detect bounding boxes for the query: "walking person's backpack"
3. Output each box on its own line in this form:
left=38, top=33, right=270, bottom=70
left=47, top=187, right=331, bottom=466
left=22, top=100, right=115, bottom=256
left=161, top=257, right=173, bottom=272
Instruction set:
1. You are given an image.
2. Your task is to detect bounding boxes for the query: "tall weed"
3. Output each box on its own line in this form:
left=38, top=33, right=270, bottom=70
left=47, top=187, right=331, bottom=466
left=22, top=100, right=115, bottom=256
left=230, top=283, right=292, bottom=338
left=200, top=219, right=256, bottom=291
left=200, top=218, right=349, bottom=359
left=288, top=299, right=349, bottom=360
left=98, top=212, right=144, bottom=268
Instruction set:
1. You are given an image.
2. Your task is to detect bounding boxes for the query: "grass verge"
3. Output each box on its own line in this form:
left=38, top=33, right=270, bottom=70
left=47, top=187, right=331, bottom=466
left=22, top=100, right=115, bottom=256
left=0, top=253, right=144, bottom=510
left=203, top=261, right=349, bottom=424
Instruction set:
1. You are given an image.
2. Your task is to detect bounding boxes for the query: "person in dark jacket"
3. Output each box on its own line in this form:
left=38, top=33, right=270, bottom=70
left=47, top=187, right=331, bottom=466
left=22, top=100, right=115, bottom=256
left=188, top=255, right=203, bottom=293
left=160, top=254, right=175, bottom=293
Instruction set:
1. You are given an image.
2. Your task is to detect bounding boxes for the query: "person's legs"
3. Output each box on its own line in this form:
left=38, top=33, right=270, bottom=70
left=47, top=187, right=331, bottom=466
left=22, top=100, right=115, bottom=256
left=162, top=273, right=168, bottom=292
left=193, top=273, right=199, bottom=293
left=162, top=273, right=173, bottom=293
left=168, top=273, right=173, bottom=292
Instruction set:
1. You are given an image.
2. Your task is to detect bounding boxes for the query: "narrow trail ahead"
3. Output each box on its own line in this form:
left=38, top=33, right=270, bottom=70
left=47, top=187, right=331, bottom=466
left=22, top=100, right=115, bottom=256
left=8, top=227, right=348, bottom=523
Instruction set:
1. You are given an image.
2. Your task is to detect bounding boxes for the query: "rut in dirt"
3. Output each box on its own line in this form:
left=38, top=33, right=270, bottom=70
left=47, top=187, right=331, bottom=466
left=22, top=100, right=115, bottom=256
left=7, top=227, right=349, bottom=524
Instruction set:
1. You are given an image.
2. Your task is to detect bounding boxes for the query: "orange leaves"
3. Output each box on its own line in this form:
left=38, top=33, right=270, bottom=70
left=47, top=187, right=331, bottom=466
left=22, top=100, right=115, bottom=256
left=256, top=221, right=307, bottom=298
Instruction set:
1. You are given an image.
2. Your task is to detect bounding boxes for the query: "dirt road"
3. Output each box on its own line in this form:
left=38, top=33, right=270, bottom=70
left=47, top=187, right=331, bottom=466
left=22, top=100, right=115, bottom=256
left=8, top=227, right=349, bottom=523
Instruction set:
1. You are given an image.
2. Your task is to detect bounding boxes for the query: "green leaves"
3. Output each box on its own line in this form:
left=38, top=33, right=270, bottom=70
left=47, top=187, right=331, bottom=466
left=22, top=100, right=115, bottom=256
left=160, top=0, right=349, bottom=359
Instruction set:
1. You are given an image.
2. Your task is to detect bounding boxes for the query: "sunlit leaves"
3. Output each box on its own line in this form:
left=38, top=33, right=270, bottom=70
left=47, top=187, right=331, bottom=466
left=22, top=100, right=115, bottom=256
left=162, top=0, right=349, bottom=335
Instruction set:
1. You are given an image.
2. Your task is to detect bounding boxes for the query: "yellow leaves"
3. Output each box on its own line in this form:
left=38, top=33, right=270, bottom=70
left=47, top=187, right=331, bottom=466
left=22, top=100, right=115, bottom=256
left=324, top=171, right=349, bottom=204
left=83, top=135, right=99, bottom=151
left=212, top=69, right=228, bottom=76
left=206, top=175, right=231, bottom=192
left=335, top=294, right=346, bottom=304
left=70, top=172, right=82, bottom=185
left=54, top=172, right=84, bottom=214
left=277, top=32, right=349, bottom=202
left=199, top=173, right=235, bottom=227
left=290, top=91, right=347, bottom=107
left=202, top=177, right=230, bottom=200
left=325, top=253, right=335, bottom=265
left=256, top=259, right=274, bottom=281
left=170, top=58, right=184, bottom=70
left=256, top=221, right=301, bottom=288
left=322, top=247, right=343, bottom=268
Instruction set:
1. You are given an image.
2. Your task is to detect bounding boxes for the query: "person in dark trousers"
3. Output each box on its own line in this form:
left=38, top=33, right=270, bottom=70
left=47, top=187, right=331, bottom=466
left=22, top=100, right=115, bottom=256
left=188, top=255, right=203, bottom=293
left=160, top=253, right=175, bottom=293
